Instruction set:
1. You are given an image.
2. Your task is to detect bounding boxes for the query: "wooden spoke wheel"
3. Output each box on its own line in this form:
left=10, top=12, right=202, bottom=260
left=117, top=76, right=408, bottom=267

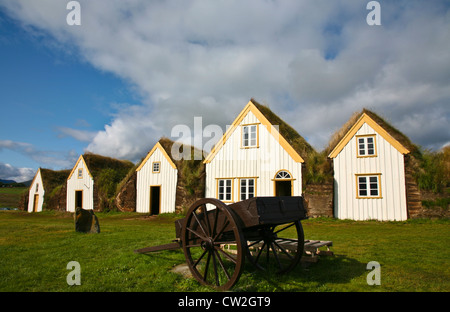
left=244, top=220, right=304, bottom=274
left=182, top=198, right=245, bottom=290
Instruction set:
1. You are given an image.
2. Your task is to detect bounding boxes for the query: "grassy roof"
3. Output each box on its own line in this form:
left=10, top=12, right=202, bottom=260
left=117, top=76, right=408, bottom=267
left=83, top=152, right=134, bottom=179
left=250, top=98, right=316, bottom=160
left=39, top=168, right=71, bottom=196
left=82, top=153, right=135, bottom=208
left=155, top=137, right=205, bottom=196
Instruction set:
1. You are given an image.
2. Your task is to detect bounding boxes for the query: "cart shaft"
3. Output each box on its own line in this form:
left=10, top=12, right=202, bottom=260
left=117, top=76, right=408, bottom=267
left=134, top=242, right=181, bottom=254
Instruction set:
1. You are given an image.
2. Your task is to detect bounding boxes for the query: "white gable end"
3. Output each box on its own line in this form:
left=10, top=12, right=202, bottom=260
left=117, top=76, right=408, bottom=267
left=333, top=122, right=408, bottom=221
left=136, top=145, right=178, bottom=213
left=205, top=109, right=303, bottom=201
left=66, top=157, right=94, bottom=212
left=28, top=170, right=45, bottom=212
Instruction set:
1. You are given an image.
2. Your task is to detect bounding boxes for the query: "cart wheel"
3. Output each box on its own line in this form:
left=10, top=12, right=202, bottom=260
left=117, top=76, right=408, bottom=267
left=182, top=198, right=245, bottom=290
left=245, top=220, right=304, bottom=274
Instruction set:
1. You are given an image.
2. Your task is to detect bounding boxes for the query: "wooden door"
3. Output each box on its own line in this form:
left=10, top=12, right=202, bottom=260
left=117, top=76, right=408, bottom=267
left=33, top=194, right=39, bottom=212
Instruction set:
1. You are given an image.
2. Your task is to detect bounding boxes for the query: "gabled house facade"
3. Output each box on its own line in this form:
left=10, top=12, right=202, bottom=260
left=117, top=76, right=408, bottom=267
left=135, top=137, right=205, bottom=214
left=28, top=168, right=45, bottom=212
left=328, top=110, right=414, bottom=221
left=66, top=153, right=134, bottom=212
left=27, top=168, right=70, bottom=212
left=136, top=139, right=178, bottom=214
left=67, top=155, right=94, bottom=212
left=204, top=99, right=314, bottom=203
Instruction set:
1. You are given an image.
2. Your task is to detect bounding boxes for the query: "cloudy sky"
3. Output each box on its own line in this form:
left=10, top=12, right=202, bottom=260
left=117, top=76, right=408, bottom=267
left=0, top=0, right=449, bottom=182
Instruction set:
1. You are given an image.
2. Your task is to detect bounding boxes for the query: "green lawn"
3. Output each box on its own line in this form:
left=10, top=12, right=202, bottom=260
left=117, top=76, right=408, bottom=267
left=0, top=211, right=448, bottom=292
left=0, top=187, right=27, bottom=208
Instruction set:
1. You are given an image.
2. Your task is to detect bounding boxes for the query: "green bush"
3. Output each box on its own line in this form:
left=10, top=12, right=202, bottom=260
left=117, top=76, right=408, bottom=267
left=414, top=147, right=449, bottom=193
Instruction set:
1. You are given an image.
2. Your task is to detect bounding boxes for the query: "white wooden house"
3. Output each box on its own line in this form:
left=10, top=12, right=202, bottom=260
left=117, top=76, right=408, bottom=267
left=203, top=99, right=314, bottom=203
left=66, top=153, right=133, bottom=212
left=136, top=140, right=178, bottom=214
left=67, top=155, right=94, bottom=212
left=28, top=168, right=45, bottom=212
left=135, top=138, right=205, bottom=214
left=327, top=110, right=415, bottom=221
left=27, top=168, right=70, bottom=212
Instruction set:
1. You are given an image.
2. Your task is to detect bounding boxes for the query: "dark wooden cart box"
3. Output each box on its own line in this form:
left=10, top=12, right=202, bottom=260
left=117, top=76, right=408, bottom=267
left=229, top=196, right=307, bottom=227
left=175, top=196, right=307, bottom=238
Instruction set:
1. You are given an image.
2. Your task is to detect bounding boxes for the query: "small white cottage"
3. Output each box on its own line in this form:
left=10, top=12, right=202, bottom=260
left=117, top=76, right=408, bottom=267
left=27, top=168, right=70, bottom=212
left=203, top=99, right=314, bottom=202
left=136, top=139, right=178, bottom=214
left=135, top=138, right=205, bottom=214
left=28, top=168, right=45, bottom=212
left=66, top=155, right=94, bottom=212
left=66, top=153, right=134, bottom=212
left=327, top=110, right=415, bottom=221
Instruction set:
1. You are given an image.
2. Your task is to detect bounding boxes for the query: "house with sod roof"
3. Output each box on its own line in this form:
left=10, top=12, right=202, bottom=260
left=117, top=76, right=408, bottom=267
left=66, top=153, right=134, bottom=212
left=134, top=137, right=205, bottom=214
left=26, top=168, right=70, bottom=212
left=327, top=109, right=422, bottom=221
left=203, top=99, right=314, bottom=203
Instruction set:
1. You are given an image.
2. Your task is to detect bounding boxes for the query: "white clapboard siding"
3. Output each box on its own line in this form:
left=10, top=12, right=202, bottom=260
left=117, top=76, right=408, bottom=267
left=332, top=119, right=408, bottom=221
left=28, top=169, right=45, bottom=212
left=205, top=101, right=304, bottom=203
left=66, top=156, right=94, bottom=212
left=136, top=143, right=178, bottom=214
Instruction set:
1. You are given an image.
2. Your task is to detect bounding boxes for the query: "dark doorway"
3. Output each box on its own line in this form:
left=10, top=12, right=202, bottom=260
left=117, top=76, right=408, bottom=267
left=275, top=180, right=292, bottom=196
left=150, top=186, right=161, bottom=215
left=75, top=190, right=83, bottom=209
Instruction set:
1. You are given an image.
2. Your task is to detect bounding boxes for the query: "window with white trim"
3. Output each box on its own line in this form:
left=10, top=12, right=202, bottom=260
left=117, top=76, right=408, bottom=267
left=77, top=168, right=83, bottom=179
left=357, top=135, right=376, bottom=157
left=242, top=125, right=257, bottom=148
left=218, top=179, right=233, bottom=202
left=152, top=162, right=160, bottom=173
left=357, top=175, right=381, bottom=198
left=240, top=178, right=255, bottom=201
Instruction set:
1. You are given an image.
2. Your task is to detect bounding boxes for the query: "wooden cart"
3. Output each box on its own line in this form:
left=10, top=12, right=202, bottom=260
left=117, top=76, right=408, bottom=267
left=135, top=196, right=308, bottom=290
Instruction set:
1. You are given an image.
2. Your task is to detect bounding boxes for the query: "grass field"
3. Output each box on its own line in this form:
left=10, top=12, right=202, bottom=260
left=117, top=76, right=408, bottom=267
left=0, top=210, right=448, bottom=293
left=0, top=187, right=27, bottom=208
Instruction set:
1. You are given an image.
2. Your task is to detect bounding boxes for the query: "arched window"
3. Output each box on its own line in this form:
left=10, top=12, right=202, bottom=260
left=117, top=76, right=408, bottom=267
left=275, top=170, right=291, bottom=179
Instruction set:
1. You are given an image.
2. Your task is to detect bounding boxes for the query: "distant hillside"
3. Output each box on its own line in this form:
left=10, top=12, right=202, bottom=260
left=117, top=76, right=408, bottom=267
left=0, top=179, right=32, bottom=187
left=0, top=179, right=16, bottom=184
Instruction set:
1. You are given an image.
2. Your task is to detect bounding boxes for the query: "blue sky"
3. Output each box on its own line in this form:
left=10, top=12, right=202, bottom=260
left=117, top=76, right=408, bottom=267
left=0, top=9, right=142, bottom=179
left=0, top=1, right=449, bottom=182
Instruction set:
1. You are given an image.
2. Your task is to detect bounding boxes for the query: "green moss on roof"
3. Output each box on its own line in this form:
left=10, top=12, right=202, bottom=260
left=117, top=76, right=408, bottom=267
left=250, top=98, right=315, bottom=160
left=39, top=168, right=71, bottom=195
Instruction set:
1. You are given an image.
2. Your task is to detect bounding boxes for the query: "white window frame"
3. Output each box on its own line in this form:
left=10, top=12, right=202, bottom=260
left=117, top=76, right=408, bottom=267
left=239, top=178, right=256, bottom=201
left=357, top=135, right=377, bottom=157
left=242, top=124, right=258, bottom=148
left=356, top=174, right=381, bottom=198
left=217, top=179, right=233, bottom=202
left=77, top=168, right=83, bottom=179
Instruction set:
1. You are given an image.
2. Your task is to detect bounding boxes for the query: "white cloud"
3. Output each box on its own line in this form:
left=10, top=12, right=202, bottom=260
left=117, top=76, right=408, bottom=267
left=1, top=0, right=449, bottom=161
left=0, top=162, right=35, bottom=182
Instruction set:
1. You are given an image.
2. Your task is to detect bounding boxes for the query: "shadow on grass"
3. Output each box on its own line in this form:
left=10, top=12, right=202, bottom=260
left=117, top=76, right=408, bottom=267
left=135, top=248, right=367, bottom=292
left=235, top=254, right=367, bottom=291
